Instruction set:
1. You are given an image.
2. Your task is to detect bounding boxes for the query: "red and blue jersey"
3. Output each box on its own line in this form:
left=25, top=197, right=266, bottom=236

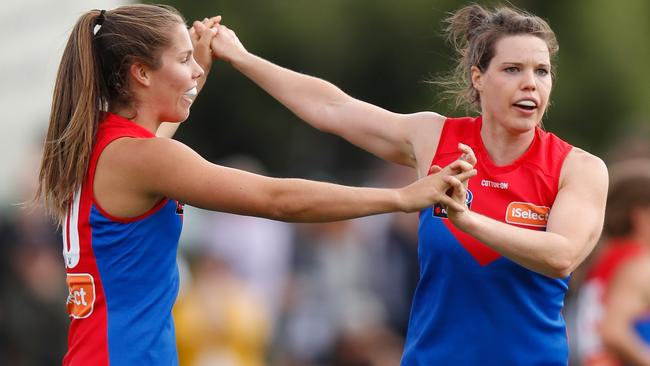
left=577, top=240, right=650, bottom=365
left=401, top=116, right=573, bottom=365
left=62, top=113, right=183, bottom=365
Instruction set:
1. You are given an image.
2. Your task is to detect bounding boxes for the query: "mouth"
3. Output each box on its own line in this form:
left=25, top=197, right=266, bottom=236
left=184, top=86, right=198, bottom=98
left=512, top=98, right=538, bottom=112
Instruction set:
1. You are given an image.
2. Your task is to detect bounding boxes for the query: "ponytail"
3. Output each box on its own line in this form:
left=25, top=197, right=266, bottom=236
left=36, top=10, right=106, bottom=225
left=36, top=5, right=185, bottom=225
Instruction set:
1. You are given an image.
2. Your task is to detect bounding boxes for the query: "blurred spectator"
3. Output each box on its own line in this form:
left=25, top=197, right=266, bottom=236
left=176, top=155, right=294, bottom=365
left=0, top=141, right=68, bottom=365
left=174, top=250, right=271, bottom=366
left=0, top=209, right=68, bottom=366
left=575, top=159, right=650, bottom=365
left=359, top=164, right=420, bottom=336
left=181, top=155, right=295, bottom=329
left=279, top=220, right=387, bottom=364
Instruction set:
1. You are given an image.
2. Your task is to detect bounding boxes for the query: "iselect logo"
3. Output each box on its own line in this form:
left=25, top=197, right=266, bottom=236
left=66, top=273, right=96, bottom=319
left=506, top=202, right=550, bottom=227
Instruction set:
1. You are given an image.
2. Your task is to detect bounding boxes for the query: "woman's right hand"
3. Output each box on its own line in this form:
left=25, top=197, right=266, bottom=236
left=398, top=158, right=476, bottom=213
left=209, top=24, right=249, bottom=64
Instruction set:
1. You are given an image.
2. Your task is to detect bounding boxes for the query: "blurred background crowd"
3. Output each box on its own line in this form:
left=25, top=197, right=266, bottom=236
left=1, top=0, right=649, bottom=365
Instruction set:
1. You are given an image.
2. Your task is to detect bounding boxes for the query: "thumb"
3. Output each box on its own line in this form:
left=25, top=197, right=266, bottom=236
left=428, top=164, right=442, bottom=175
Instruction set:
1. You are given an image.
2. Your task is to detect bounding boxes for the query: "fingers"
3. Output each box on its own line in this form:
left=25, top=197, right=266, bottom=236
left=196, top=21, right=217, bottom=48
left=454, top=168, right=477, bottom=182
left=457, top=143, right=477, bottom=166
left=205, top=15, right=222, bottom=27
left=190, top=16, right=221, bottom=38
left=446, top=159, right=474, bottom=173
left=438, top=194, right=465, bottom=212
left=444, top=175, right=466, bottom=195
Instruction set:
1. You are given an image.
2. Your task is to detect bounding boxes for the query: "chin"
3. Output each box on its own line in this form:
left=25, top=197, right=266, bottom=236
left=163, top=110, right=190, bottom=123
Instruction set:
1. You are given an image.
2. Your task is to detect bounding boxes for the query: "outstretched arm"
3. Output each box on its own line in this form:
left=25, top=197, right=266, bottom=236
left=104, top=137, right=475, bottom=223
left=208, top=24, right=444, bottom=172
left=444, top=148, right=608, bottom=278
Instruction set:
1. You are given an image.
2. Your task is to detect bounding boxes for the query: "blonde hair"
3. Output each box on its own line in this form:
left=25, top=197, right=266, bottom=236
left=36, top=4, right=184, bottom=225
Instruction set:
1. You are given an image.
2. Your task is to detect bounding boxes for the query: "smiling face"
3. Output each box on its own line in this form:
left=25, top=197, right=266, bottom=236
left=143, top=22, right=204, bottom=123
left=471, top=35, right=552, bottom=134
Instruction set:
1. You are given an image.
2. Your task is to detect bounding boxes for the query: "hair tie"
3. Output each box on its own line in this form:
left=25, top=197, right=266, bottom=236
left=93, top=10, right=106, bottom=36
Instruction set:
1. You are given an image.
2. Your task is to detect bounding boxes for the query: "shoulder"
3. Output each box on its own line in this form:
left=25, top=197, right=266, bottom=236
left=404, top=112, right=445, bottom=175
left=560, top=148, right=608, bottom=190
left=101, top=136, right=200, bottom=177
left=403, top=111, right=446, bottom=129
left=612, top=253, right=650, bottom=291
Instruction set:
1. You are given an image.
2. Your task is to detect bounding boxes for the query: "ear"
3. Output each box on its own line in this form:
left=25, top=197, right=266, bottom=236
left=129, top=62, right=151, bottom=87
left=470, top=65, right=484, bottom=92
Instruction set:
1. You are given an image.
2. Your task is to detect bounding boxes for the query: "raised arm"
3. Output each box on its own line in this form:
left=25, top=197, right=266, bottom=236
left=208, top=24, right=444, bottom=172
left=157, top=18, right=221, bottom=138
left=444, top=148, right=608, bottom=278
left=97, top=137, right=476, bottom=223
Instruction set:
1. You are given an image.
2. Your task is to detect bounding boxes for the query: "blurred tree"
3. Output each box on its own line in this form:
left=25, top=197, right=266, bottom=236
left=149, top=0, right=649, bottom=180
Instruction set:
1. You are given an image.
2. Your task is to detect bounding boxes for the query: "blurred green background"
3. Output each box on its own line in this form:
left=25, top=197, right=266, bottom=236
left=153, top=0, right=649, bottom=182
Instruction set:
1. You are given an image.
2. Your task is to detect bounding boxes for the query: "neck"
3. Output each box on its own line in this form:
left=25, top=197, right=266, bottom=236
left=110, top=104, right=160, bottom=134
left=480, top=116, right=536, bottom=166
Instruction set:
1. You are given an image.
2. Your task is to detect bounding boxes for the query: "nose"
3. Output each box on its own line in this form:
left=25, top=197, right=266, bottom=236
left=521, top=69, right=536, bottom=91
left=192, top=58, right=204, bottom=80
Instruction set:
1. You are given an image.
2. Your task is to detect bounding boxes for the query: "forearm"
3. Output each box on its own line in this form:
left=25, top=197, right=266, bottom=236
left=603, top=328, right=650, bottom=366
left=265, top=178, right=403, bottom=222
left=457, top=212, right=579, bottom=278
left=231, top=51, right=347, bottom=133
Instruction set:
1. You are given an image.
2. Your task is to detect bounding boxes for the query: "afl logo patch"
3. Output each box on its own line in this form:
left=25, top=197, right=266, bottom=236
left=175, top=201, right=185, bottom=215
left=432, top=189, right=473, bottom=218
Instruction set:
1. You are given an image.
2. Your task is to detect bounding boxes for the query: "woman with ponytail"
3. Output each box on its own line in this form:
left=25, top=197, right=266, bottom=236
left=209, top=4, right=608, bottom=364
left=36, top=4, right=476, bottom=365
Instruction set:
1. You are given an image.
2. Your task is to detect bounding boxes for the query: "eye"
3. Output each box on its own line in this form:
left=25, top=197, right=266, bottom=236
left=504, top=66, right=519, bottom=73
left=536, top=68, right=550, bottom=76
left=181, top=57, right=189, bottom=64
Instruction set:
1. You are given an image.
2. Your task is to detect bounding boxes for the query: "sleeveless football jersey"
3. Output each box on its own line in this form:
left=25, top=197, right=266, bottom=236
left=577, top=240, right=649, bottom=366
left=402, top=116, right=573, bottom=365
left=62, top=113, right=183, bottom=365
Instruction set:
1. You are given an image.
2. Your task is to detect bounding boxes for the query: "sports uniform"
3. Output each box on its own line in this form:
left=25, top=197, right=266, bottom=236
left=577, top=240, right=650, bottom=366
left=62, top=113, right=183, bottom=365
left=402, top=116, right=573, bottom=365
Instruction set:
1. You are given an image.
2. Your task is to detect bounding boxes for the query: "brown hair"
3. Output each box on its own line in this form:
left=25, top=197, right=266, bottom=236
left=603, top=160, right=650, bottom=237
left=440, top=4, right=558, bottom=111
left=36, top=4, right=185, bottom=225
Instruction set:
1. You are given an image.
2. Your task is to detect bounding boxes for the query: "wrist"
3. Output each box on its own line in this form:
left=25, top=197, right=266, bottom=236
left=231, top=50, right=254, bottom=72
left=452, top=209, right=476, bottom=233
left=394, top=188, right=409, bottom=213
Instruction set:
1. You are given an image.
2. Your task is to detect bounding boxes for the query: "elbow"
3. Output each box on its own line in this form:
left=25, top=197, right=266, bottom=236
left=543, top=240, right=584, bottom=278
left=544, top=257, right=577, bottom=279
left=265, top=200, right=295, bottom=222
left=265, top=193, right=307, bottom=222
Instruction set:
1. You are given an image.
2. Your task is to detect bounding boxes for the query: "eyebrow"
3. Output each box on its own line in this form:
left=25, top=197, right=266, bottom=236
left=500, top=62, right=551, bottom=68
